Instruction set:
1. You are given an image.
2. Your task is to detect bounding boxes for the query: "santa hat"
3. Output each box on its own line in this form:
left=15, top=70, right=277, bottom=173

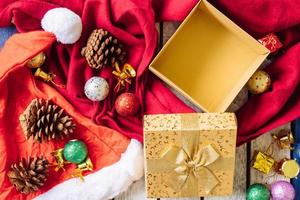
left=0, top=8, right=143, bottom=200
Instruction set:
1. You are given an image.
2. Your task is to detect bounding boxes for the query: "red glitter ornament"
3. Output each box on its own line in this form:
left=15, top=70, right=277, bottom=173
left=115, top=93, right=140, bottom=116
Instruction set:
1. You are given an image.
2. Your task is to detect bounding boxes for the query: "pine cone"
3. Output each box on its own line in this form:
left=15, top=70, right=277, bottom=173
left=19, top=99, right=76, bottom=143
left=7, top=156, right=49, bottom=194
left=81, top=28, right=127, bottom=69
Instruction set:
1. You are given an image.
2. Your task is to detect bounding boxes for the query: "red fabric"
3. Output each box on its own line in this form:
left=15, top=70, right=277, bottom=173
left=0, top=0, right=300, bottom=146
left=0, top=31, right=129, bottom=200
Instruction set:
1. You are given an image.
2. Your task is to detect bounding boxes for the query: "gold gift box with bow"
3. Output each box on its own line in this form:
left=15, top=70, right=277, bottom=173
left=144, top=113, right=237, bottom=198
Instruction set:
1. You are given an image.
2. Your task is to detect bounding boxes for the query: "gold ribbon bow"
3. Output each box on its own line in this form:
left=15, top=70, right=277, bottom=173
left=112, top=63, right=136, bottom=92
left=156, top=134, right=220, bottom=196
left=272, top=131, right=294, bottom=150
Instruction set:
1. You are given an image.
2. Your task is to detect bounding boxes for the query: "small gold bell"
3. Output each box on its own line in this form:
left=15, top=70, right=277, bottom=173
left=34, top=68, right=65, bottom=88
left=26, top=52, right=46, bottom=68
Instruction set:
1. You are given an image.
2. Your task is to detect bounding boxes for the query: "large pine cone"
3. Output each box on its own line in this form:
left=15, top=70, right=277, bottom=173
left=81, top=28, right=127, bottom=69
left=7, top=156, right=49, bottom=194
left=19, top=99, right=76, bottom=143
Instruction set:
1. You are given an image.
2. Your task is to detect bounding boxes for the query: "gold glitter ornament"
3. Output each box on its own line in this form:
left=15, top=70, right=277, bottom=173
left=247, top=70, right=271, bottom=94
left=276, top=159, right=300, bottom=178
left=26, top=52, right=46, bottom=68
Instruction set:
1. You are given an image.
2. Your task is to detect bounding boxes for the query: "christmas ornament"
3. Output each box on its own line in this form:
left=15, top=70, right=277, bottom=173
left=84, top=76, right=109, bottom=101
left=34, top=68, right=65, bottom=88
left=63, top=140, right=88, bottom=164
left=19, top=98, right=76, bottom=143
left=259, top=33, right=283, bottom=53
left=52, top=139, right=93, bottom=181
left=272, top=130, right=294, bottom=149
left=276, top=158, right=299, bottom=178
left=112, top=63, right=136, bottom=92
left=252, top=151, right=275, bottom=174
left=246, top=183, right=270, bottom=200
left=247, top=70, right=271, bottom=94
left=270, top=181, right=295, bottom=200
left=252, top=148, right=299, bottom=178
left=41, top=8, right=82, bottom=44
left=81, top=28, right=127, bottom=69
left=7, top=156, right=49, bottom=194
left=72, top=158, right=93, bottom=181
left=115, top=93, right=140, bottom=116
left=26, top=52, right=46, bottom=68
left=51, top=148, right=67, bottom=171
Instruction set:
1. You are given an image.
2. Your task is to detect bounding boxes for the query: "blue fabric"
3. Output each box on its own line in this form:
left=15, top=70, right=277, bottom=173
left=0, top=26, right=16, bottom=47
left=292, top=119, right=300, bottom=200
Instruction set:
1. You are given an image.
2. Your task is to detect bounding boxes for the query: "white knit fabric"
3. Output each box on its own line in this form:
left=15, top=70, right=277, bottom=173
left=41, top=8, right=82, bottom=44
left=35, top=139, right=144, bottom=200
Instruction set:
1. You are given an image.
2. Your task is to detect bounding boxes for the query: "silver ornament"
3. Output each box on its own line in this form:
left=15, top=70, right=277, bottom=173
left=84, top=77, right=109, bottom=101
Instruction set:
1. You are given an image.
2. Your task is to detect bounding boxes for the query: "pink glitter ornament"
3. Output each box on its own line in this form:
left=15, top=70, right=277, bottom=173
left=270, top=180, right=295, bottom=200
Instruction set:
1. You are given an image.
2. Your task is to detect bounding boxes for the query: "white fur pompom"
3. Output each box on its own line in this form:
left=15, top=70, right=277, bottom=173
left=41, top=8, right=82, bottom=44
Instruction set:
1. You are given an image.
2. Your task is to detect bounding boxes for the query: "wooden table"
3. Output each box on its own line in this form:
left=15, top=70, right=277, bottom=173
left=115, top=22, right=293, bottom=200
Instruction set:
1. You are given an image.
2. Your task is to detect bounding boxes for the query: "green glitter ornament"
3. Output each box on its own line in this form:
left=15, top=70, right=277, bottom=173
left=63, top=140, right=88, bottom=164
left=246, top=183, right=270, bottom=200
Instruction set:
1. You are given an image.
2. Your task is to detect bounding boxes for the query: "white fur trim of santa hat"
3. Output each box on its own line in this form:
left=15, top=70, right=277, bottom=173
left=34, top=139, right=144, bottom=200
left=41, top=8, right=82, bottom=44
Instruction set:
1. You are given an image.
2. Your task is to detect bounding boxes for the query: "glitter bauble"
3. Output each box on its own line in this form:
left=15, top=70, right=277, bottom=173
left=84, top=76, right=109, bottom=101
left=246, top=183, right=270, bottom=200
left=115, top=93, right=140, bottom=116
left=63, top=140, right=88, bottom=164
left=270, top=180, right=295, bottom=200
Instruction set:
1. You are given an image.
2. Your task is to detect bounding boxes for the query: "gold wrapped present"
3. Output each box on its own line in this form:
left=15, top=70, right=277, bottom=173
left=252, top=151, right=275, bottom=174
left=144, top=113, right=237, bottom=198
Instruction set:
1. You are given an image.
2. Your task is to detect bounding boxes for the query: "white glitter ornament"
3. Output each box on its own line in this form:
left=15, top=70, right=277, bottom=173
left=84, top=77, right=109, bottom=101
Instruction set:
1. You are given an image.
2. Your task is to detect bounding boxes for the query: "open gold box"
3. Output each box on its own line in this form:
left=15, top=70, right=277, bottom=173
left=150, top=0, right=270, bottom=112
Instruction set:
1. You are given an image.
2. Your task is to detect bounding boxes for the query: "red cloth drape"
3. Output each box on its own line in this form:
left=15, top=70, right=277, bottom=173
left=1, top=0, right=300, bottom=145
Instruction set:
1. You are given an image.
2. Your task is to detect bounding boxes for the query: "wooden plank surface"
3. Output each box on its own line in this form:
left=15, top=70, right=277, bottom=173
left=115, top=21, right=292, bottom=200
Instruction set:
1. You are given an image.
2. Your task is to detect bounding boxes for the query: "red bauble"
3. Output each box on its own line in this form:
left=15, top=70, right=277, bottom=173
left=115, top=93, right=140, bottom=116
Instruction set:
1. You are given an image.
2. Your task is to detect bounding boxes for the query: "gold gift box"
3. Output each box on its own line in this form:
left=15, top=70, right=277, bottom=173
left=144, top=113, right=237, bottom=198
left=150, top=0, right=270, bottom=112
left=252, top=151, right=275, bottom=174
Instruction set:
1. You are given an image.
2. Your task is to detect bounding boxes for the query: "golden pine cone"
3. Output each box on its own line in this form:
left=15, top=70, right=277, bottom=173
left=7, top=156, right=49, bottom=194
left=81, top=28, right=127, bottom=69
left=19, top=98, right=76, bottom=143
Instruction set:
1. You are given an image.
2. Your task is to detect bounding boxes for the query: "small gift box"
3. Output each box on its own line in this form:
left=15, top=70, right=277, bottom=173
left=252, top=151, right=275, bottom=174
left=144, top=113, right=237, bottom=198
